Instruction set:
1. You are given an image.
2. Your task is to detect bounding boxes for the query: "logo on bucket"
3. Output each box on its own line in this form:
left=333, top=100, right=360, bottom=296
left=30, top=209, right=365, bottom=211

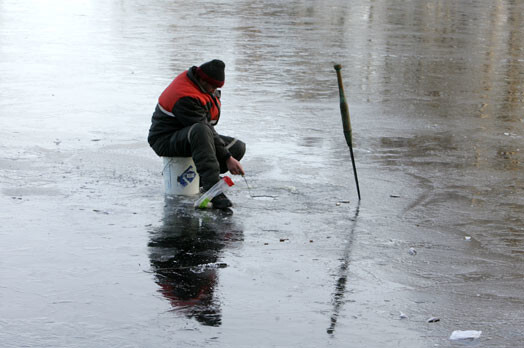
left=177, top=165, right=197, bottom=187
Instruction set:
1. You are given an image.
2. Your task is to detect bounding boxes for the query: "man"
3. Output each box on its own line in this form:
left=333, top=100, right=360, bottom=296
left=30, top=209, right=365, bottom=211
left=148, top=59, right=245, bottom=209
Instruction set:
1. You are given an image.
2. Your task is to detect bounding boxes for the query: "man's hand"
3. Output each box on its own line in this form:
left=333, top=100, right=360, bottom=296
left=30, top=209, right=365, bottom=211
left=226, top=156, right=245, bottom=176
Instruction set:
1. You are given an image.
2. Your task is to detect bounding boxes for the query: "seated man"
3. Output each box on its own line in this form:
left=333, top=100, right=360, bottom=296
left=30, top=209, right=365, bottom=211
left=148, top=59, right=245, bottom=208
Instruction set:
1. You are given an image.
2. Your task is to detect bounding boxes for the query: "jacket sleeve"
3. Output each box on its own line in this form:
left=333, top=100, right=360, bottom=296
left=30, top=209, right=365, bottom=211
left=172, top=96, right=208, bottom=126
left=173, top=97, right=232, bottom=161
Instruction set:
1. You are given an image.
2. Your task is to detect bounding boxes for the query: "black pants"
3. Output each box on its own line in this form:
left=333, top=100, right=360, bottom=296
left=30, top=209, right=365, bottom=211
left=152, top=123, right=246, bottom=190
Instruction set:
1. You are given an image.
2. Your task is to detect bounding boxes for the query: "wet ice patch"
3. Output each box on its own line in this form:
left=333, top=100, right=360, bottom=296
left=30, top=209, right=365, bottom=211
left=3, top=187, right=62, bottom=196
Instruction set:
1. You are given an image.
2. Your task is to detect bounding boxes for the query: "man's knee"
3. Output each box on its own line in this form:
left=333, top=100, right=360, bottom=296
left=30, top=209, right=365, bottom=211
left=231, top=140, right=246, bottom=161
left=188, top=123, right=213, bottom=144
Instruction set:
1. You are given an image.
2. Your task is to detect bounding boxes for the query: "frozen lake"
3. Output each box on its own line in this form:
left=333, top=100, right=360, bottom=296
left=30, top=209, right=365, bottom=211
left=1, top=0, right=523, bottom=347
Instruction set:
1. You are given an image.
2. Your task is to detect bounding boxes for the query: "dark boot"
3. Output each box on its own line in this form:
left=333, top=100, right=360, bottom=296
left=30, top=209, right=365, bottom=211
left=211, top=193, right=232, bottom=209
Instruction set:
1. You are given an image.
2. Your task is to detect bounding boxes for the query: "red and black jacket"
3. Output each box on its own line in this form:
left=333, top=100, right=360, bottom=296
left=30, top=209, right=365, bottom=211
left=158, top=68, right=221, bottom=123
left=148, top=67, right=230, bottom=160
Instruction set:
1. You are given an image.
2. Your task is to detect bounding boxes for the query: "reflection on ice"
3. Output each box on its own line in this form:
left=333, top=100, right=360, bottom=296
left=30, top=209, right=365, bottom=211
left=148, top=198, right=243, bottom=327
left=327, top=204, right=360, bottom=335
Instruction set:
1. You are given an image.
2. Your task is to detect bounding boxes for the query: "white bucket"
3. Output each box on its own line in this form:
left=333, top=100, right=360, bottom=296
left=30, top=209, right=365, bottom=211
left=162, top=157, right=200, bottom=196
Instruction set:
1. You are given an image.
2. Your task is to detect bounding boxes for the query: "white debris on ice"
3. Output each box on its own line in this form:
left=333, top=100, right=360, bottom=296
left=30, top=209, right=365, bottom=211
left=449, top=330, right=482, bottom=340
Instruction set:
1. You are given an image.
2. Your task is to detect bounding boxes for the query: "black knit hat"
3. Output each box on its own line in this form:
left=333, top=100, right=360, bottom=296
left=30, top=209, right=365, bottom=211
left=196, top=59, right=225, bottom=88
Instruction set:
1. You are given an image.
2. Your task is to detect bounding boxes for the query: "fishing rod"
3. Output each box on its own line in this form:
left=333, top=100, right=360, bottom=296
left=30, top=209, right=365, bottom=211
left=334, top=64, right=361, bottom=201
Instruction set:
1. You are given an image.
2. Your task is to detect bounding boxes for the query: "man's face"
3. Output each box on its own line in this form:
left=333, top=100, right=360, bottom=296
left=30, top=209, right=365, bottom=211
left=200, top=80, right=217, bottom=94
